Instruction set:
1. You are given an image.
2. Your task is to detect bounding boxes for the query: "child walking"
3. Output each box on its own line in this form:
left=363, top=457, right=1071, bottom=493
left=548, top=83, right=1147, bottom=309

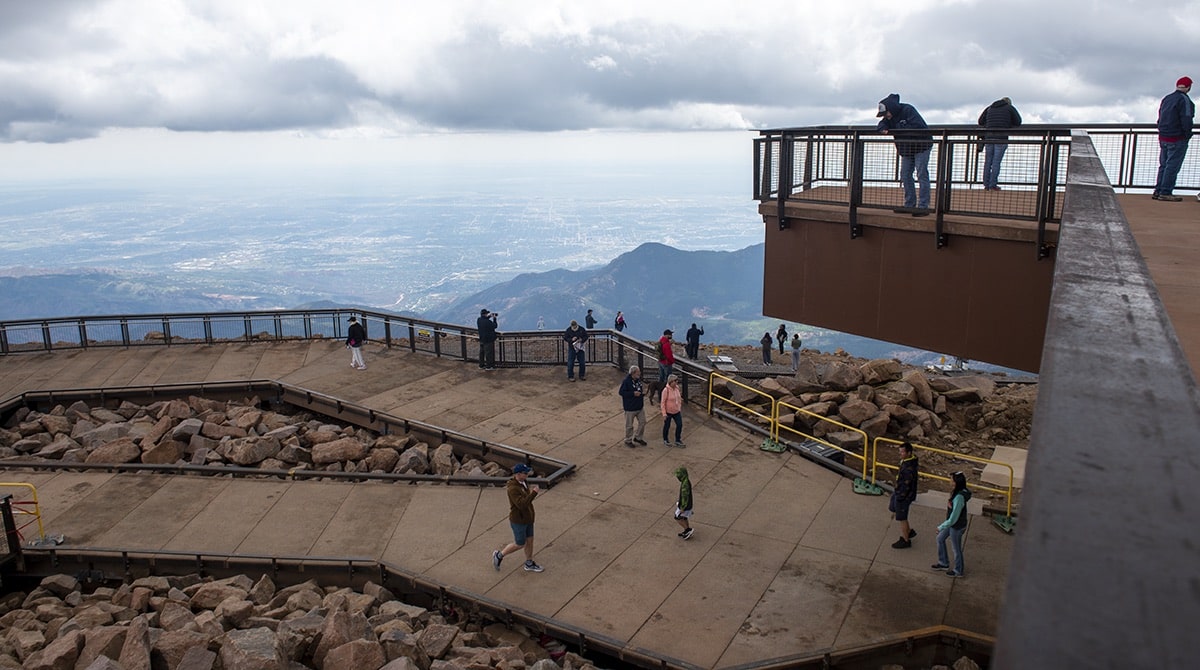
left=674, top=466, right=694, bottom=540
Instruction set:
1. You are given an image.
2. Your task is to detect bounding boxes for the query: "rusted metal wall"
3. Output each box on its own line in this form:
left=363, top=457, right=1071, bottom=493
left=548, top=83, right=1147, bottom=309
left=761, top=215, right=1054, bottom=372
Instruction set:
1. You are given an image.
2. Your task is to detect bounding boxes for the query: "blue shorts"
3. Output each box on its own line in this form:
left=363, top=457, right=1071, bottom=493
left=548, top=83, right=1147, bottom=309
left=510, top=522, right=534, bottom=545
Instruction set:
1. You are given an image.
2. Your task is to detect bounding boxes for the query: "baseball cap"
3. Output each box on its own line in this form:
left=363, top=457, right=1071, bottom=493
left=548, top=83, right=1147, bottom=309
left=663, top=329, right=673, bottom=335
left=512, top=463, right=532, bottom=474
left=1178, top=76, right=1193, bottom=88
left=480, top=308, right=489, bottom=316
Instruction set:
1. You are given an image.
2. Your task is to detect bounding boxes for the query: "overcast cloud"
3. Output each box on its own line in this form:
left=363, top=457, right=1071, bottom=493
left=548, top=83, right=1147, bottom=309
left=2, top=0, right=1198, bottom=146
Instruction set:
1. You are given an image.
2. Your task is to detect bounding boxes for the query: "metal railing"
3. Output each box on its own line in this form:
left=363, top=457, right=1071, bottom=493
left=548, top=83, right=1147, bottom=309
left=754, top=123, right=1199, bottom=257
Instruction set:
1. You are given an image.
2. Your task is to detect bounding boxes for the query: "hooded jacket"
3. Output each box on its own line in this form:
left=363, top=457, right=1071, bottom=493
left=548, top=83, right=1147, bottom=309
left=978, top=98, right=1023, bottom=139
left=877, top=94, right=934, bottom=157
left=939, top=486, right=973, bottom=531
left=675, top=466, right=693, bottom=513
left=1158, top=89, right=1195, bottom=140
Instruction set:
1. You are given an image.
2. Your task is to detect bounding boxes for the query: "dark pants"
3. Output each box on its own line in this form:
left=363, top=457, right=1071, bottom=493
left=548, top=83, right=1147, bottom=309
left=1156, top=139, right=1190, bottom=195
left=662, top=412, right=682, bottom=442
left=567, top=348, right=586, bottom=379
left=479, top=340, right=495, bottom=368
left=685, top=342, right=698, bottom=359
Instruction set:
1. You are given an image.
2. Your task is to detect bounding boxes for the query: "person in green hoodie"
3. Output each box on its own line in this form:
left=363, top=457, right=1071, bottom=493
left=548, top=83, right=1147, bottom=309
left=932, top=471, right=972, bottom=577
left=673, top=466, right=694, bottom=540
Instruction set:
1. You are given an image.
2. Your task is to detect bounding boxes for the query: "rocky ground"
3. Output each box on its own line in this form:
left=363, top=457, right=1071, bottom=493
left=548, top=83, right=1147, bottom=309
left=697, top=342, right=1036, bottom=506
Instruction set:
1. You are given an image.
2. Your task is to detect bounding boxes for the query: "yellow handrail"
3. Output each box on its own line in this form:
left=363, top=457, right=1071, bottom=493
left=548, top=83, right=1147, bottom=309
left=0, top=482, right=47, bottom=543
left=775, top=400, right=870, bottom=481
left=707, top=372, right=777, bottom=429
left=871, top=437, right=1016, bottom=519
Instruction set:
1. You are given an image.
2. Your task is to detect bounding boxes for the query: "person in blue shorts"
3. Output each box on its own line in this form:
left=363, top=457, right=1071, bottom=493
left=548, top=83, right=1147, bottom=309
left=492, top=463, right=543, bottom=572
left=891, top=442, right=919, bottom=548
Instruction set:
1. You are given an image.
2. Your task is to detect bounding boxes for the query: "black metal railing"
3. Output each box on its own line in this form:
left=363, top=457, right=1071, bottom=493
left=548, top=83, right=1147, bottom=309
left=754, top=123, right=1199, bottom=255
left=0, top=308, right=714, bottom=408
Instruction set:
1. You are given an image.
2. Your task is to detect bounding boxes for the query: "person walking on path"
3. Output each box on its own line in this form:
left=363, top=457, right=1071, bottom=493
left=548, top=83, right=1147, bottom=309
left=492, top=463, right=543, bottom=572
left=1153, top=76, right=1195, bottom=201
left=660, top=374, right=685, bottom=447
left=932, top=471, right=973, bottom=577
left=674, top=466, right=695, bottom=540
left=760, top=332, right=773, bottom=365
left=614, top=311, right=627, bottom=332
left=684, top=323, right=705, bottom=360
left=476, top=308, right=499, bottom=370
left=977, top=97, right=1022, bottom=191
left=891, top=442, right=919, bottom=549
left=585, top=309, right=597, bottom=329
left=563, top=320, right=588, bottom=381
left=877, top=93, right=934, bottom=215
left=346, top=316, right=367, bottom=370
left=790, top=333, right=802, bottom=371
left=775, top=324, right=788, bottom=355
left=619, top=365, right=648, bottom=447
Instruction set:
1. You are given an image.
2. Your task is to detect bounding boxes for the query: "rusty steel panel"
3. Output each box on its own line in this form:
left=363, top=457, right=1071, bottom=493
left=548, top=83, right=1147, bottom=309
left=763, top=217, right=1053, bottom=372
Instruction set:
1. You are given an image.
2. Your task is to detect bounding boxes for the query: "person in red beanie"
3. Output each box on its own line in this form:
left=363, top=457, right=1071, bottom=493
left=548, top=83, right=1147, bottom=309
left=1153, top=76, right=1194, bottom=201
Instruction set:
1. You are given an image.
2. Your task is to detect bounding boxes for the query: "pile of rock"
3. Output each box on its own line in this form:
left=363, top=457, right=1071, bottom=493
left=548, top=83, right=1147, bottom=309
left=3, top=572, right=600, bottom=670
left=0, top=396, right=517, bottom=478
left=713, top=357, right=1035, bottom=453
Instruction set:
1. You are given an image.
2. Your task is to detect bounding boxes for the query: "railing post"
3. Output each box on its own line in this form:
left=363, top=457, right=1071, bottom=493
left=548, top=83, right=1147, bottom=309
left=163, top=317, right=172, bottom=346
left=0, top=495, right=20, bottom=559
left=203, top=315, right=213, bottom=344
left=0, top=325, right=9, bottom=355
left=384, top=320, right=392, bottom=349
left=77, top=319, right=87, bottom=350
left=935, top=133, right=951, bottom=249
left=119, top=319, right=130, bottom=347
left=849, top=132, right=865, bottom=239
left=777, top=133, right=794, bottom=230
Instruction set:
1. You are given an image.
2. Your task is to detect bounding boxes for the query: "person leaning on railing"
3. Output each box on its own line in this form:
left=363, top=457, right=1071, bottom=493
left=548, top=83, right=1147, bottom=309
left=1152, top=76, right=1195, bottom=202
left=877, top=93, right=934, bottom=216
left=978, top=97, right=1023, bottom=191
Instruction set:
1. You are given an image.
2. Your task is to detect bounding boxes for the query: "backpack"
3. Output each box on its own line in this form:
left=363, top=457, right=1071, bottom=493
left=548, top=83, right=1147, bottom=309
left=653, top=339, right=663, bottom=360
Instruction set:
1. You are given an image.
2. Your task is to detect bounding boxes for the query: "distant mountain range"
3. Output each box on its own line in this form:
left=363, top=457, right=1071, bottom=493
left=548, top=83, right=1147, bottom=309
left=0, top=243, right=961, bottom=365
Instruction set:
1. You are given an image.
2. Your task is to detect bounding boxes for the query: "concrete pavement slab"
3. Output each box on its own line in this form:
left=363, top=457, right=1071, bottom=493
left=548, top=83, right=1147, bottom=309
left=942, top=518, right=1011, bottom=636
left=603, top=450, right=718, bottom=517
left=383, top=486, right=485, bottom=573
left=2, top=472, right=112, bottom=532
left=876, top=503, right=948, bottom=570
left=689, top=442, right=790, bottom=529
left=553, top=513, right=703, bottom=640
left=94, top=476, right=232, bottom=549
left=800, top=478, right=894, bottom=560
left=69, top=348, right=145, bottom=388
left=464, top=406, right=560, bottom=449
left=730, top=453, right=842, bottom=543
left=155, top=345, right=221, bottom=383
left=204, top=343, right=267, bottom=382
left=834, top=563, right=954, bottom=648
left=235, top=481, right=352, bottom=556
left=629, top=529, right=795, bottom=667
left=51, top=473, right=170, bottom=547
left=127, top=348, right=187, bottom=386
left=248, top=342, right=312, bottom=380
left=717, top=545, right=872, bottom=666
left=163, top=478, right=292, bottom=554
left=309, top=481, right=412, bottom=558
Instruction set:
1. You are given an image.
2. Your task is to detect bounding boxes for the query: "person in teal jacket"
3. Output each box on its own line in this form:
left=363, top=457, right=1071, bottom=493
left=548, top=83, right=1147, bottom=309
left=933, top=471, right=972, bottom=577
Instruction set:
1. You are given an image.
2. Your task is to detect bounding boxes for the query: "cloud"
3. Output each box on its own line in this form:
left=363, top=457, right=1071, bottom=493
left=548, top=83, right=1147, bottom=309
left=1, top=0, right=1199, bottom=143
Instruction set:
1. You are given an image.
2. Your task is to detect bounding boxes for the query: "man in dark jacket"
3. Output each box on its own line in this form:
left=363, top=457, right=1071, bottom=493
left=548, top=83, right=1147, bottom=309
left=346, top=316, right=367, bottom=370
left=1153, top=76, right=1194, bottom=201
left=684, top=323, right=704, bottom=360
left=476, top=309, right=498, bottom=370
left=563, top=320, right=588, bottom=381
left=891, top=442, right=920, bottom=548
left=877, top=94, right=934, bottom=215
left=978, top=97, right=1022, bottom=191
left=618, top=365, right=647, bottom=447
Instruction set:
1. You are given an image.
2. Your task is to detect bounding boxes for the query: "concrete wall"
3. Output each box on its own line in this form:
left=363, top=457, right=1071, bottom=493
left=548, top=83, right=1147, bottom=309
left=761, top=214, right=1054, bottom=372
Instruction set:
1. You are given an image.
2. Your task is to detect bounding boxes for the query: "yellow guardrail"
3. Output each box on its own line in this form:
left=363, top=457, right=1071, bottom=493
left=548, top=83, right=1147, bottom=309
left=707, top=372, right=777, bottom=429
left=775, top=400, right=871, bottom=482
left=0, top=482, right=52, bottom=545
left=871, top=437, right=1017, bottom=532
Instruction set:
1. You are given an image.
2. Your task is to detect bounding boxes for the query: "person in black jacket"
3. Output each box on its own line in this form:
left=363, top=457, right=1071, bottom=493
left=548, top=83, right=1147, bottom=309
left=877, top=93, right=934, bottom=215
left=345, top=316, right=367, bottom=370
left=563, top=320, right=588, bottom=381
left=476, top=308, right=499, bottom=370
left=978, top=97, right=1022, bottom=191
left=618, top=365, right=647, bottom=447
left=1153, top=76, right=1195, bottom=201
left=891, top=442, right=919, bottom=548
left=684, top=323, right=704, bottom=360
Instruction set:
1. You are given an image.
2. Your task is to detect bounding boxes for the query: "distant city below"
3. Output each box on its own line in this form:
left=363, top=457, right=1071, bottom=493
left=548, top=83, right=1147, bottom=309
left=0, top=169, right=1020, bottom=373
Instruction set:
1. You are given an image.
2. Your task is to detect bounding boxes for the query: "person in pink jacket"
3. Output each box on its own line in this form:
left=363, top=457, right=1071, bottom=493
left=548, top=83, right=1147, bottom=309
left=660, top=374, right=685, bottom=447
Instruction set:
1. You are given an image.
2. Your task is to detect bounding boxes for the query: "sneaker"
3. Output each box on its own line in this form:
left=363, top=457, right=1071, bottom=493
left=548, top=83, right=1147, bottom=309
left=931, top=563, right=949, bottom=570
left=946, top=569, right=962, bottom=577
left=681, top=528, right=694, bottom=540
left=1154, top=193, right=1183, bottom=201
left=624, top=440, right=635, bottom=448
left=677, top=530, right=687, bottom=537
left=664, top=440, right=672, bottom=446
left=911, top=209, right=930, bottom=217
left=674, top=441, right=686, bottom=448
left=492, top=550, right=503, bottom=571
left=568, top=377, right=575, bottom=382
left=524, top=561, right=544, bottom=573
left=633, top=437, right=647, bottom=446
left=908, top=529, right=917, bottom=539
left=579, top=376, right=586, bottom=380
left=891, top=538, right=911, bottom=549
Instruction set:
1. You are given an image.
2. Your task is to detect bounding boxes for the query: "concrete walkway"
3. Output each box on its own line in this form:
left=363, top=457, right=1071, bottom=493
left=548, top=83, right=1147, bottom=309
left=0, top=342, right=1009, bottom=667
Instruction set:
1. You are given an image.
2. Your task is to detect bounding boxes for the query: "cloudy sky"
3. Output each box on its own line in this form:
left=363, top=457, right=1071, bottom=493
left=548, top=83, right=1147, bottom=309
left=1, top=0, right=1197, bottom=181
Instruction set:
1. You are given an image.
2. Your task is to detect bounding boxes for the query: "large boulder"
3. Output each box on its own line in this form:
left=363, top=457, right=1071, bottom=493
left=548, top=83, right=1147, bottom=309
left=226, top=437, right=282, bottom=466
left=859, top=358, right=903, bottom=384
left=902, top=370, right=935, bottom=409
left=86, top=437, right=142, bottom=464
left=837, top=399, right=880, bottom=427
left=821, top=363, right=864, bottom=392
left=219, top=627, right=286, bottom=670
left=312, top=438, right=368, bottom=465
